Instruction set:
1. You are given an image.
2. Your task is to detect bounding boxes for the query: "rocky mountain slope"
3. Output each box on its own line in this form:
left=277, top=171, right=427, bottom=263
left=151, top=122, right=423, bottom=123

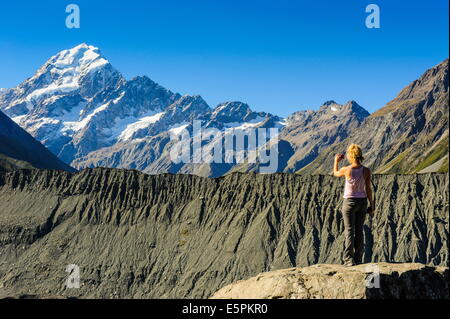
left=0, top=168, right=447, bottom=298
left=211, top=263, right=449, bottom=299
left=279, top=100, right=369, bottom=172
left=0, top=110, right=75, bottom=172
left=229, top=100, right=370, bottom=174
left=300, top=59, right=449, bottom=175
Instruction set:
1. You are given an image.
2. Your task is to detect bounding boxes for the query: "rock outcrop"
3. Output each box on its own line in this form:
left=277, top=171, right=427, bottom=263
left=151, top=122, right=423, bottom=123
left=0, top=168, right=447, bottom=298
left=211, top=263, right=449, bottom=299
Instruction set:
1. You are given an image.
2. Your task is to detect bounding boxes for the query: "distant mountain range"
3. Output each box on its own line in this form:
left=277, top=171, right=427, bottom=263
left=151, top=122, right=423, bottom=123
left=229, top=100, right=370, bottom=175
left=0, top=44, right=448, bottom=176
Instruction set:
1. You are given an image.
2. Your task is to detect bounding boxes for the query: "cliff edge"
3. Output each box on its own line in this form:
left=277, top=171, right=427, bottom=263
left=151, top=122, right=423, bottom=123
left=211, top=263, right=449, bottom=299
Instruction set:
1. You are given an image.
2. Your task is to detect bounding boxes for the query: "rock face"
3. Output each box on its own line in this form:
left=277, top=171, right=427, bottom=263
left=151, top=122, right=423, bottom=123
left=0, top=168, right=447, bottom=298
left=301, top=59, right=449, bottom=175
left=211, top=263, right=449, bottom=299
left=0, top=110, right=75, bottom=172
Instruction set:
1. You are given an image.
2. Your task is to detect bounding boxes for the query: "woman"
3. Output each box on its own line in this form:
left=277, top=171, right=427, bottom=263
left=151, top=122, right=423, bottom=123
left=333, top=144, right=375, bottom=266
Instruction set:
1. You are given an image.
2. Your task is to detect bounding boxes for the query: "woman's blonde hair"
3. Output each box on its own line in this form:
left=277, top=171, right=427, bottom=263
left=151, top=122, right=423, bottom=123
left=347, top=144, right=364, bottom=163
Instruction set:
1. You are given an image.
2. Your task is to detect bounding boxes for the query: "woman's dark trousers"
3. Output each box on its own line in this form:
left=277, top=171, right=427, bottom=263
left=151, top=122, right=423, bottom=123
left=342, top=198, right=367, bottom=265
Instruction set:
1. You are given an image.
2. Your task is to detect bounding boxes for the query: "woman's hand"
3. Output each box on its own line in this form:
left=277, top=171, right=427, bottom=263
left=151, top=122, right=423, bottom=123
left=367, top=200, right=375, bottom=217
left=334, top=153, right=344, bottom=162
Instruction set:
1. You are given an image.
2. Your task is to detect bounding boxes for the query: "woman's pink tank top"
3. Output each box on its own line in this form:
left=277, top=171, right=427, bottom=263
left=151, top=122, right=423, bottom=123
left=343, top=166, right=367, bottom=198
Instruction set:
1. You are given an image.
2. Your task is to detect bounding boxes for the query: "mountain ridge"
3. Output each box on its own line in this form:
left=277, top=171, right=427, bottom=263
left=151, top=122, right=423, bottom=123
left=299, top=58, right=449, bottom=175
left=1, top=44, right=447, bottom=176
left=0, top=44, right=287, bottom=175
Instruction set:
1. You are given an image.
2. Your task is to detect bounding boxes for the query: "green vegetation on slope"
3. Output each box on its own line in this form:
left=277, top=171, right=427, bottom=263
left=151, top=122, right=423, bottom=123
left=375, top=149, right=410, bottom=174
left=438, top=157, right=449, bottom=173
left=413, top=137, right=449, bottom=172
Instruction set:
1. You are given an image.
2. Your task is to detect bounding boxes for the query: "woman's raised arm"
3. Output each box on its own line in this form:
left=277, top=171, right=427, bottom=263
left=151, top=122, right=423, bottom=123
left=333, top=154, right=347, bottom=177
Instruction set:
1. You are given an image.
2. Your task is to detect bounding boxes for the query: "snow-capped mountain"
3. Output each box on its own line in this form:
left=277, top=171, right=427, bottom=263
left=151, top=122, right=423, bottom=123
left=71, top=100, right=284, bottom=177
left=0, top=44, right=195, bottom=164
left=0, top=44, right=285, bottom=175
left=1, top=43, right=373, bottom=177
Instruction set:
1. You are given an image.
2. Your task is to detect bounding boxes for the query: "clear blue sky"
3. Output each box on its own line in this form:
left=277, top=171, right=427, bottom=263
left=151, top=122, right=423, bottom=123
left=0, top=0, right=448, bottom=116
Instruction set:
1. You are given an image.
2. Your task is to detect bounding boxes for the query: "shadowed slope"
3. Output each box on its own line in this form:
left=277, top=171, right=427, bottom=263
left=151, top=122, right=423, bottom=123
left=0, top=110, right=75, bottom=172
